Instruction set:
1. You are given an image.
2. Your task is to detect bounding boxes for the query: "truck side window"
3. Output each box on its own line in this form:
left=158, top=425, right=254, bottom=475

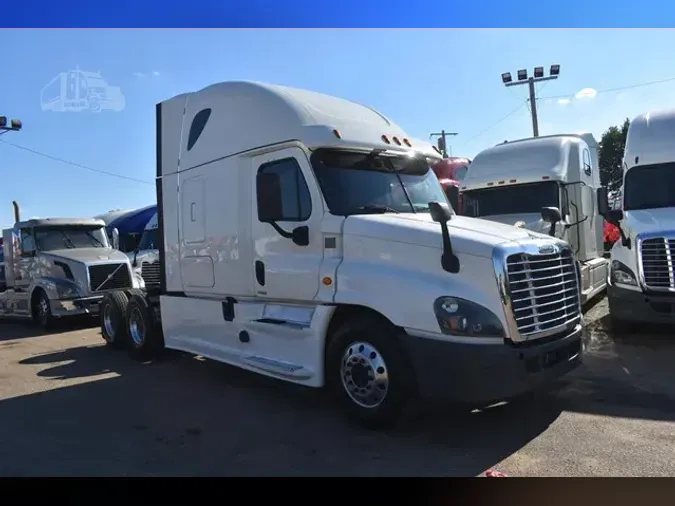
left=20, top=229, right=35, bottom=256
left=583, top=149, right=592, bottom=176
left=257, top=158, right=312, bottom=222
left=187, top=108, right=212, bottom=151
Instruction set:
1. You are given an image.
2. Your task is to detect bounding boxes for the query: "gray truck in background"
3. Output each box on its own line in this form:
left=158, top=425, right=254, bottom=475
left=0, top=201, right=141, bottom=330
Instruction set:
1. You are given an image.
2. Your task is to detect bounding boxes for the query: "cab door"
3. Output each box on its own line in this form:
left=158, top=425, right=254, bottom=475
left=250, top=147, right=324, bottom=302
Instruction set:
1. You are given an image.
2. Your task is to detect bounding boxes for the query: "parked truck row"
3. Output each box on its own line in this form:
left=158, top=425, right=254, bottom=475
left=12, top=81, right=666, bottom=429
left=93, top=81, right=584, bottom=429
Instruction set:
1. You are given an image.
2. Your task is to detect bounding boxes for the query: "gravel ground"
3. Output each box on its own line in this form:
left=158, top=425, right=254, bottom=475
left=1, top=299, right=674, bottom=477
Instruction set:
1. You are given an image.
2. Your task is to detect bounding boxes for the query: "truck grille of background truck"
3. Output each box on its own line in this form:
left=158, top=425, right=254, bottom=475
left=640, top=237, right=675, bottom=291
left=506, top=249, right=581, bottom=338
left=88, top=263, right=132, bottom=292
left=140, top=262, right=160, bottom=288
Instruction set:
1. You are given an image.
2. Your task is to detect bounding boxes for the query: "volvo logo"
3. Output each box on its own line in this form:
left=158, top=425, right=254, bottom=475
left=539, top=244, right=558, bottom=255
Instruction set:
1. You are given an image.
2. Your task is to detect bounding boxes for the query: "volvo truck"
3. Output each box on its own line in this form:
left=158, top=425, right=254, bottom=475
left=99, top=81, right=583, bottom=428
left=599, top=109, right=675, bottom=328
left=1, top=201, right=140, bottom=329
left=461, top=134, right=608, bottom=306
left=129, top=210, right=160, bottom=290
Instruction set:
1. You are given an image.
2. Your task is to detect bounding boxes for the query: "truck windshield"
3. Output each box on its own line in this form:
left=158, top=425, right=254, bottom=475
left=461, top=181, right=560, bottom=218
left=310, top=149, right=450, bottom=215
left=137, top=228, right=158, bottom=250
left=35, top=226, right=108, bottom=251
left=624, top=163, right=675, bottom=211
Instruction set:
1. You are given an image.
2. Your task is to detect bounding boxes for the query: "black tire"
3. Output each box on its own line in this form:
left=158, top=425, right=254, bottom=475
left=100, top=291, right=130, bottom=349
left=126, top=293, right=163, bottom=361
left=32, top=289, right=55, bottom=330
left=325, top=316, right=417, bottom=430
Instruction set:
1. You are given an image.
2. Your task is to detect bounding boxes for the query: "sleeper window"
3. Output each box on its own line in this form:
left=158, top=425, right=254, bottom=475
left=257, top=158, right=312, bottom=222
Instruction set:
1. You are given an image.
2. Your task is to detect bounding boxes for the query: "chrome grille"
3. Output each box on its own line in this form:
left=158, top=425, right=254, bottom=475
left=506, top=248, right=581, bottom=338
left=88, top=263, right=132, bottom=292
left=640, top=237, right=675, bottom=291
left=141, top=261, right=160, bottom=287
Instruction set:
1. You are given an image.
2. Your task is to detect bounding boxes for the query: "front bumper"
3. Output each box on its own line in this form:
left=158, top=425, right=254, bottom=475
left=50, top=296, right=104, bottom=317
left=608, top=282, right=675, bottom=324
left=399, top=324, right=583, bottom=406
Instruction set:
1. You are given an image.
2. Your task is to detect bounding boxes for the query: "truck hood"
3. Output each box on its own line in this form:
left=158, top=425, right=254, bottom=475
left=470, top=212, right=555, bottom=236
left=343, top=213, right=547, bottom=258
left=624, top=208, right=675, bottom=237
left=42, top=247, right=130, bottom=264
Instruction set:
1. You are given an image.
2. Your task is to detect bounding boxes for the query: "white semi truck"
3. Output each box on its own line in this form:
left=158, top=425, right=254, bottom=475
left=1, top=201, right=140, bottom=329
left=461, top=134, right=608, bottom=306
left=99, top=81, right=583, bottom=428
left=598, top=109, right=675, bottom=328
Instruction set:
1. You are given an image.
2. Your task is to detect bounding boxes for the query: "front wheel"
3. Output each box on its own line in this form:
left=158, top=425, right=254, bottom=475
left=33, top=290, right=55, bottom=330
left=127, top=293, right=163, bottom=361
left=325, top=317, right=417, bottom=430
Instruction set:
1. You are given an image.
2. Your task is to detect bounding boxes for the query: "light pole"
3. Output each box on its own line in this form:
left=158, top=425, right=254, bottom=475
left=0, top=116, right=22, bottom=136
left=430, top=130, right=458, bottom=158
left=501, top=64, right=559, bottom=137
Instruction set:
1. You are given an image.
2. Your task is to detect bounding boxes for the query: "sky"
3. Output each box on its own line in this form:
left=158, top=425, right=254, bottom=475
left=1, top=29, right=675, bottom=227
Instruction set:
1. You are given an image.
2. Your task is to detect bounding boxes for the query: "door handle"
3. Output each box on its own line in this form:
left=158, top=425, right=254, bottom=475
left=190, top=202, right=196, bottom=222
left=255, top=260, right=265, bottom=286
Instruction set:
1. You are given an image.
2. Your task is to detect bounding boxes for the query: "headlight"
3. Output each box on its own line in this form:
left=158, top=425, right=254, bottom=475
left=433, top=296, right=505, bottom=338
left=56, top=284, right=79, bottom=298
left=611, top=260, right=637, bottom=286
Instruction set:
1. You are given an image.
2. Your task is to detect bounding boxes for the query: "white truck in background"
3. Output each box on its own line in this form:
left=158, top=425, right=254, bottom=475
left=0, top=201, right=139, bottom=329
left=98, top=81, right=583, bottom=429
left=598, top=109, right=675, bottom=329
left=461, top=134, right=608, bottom=306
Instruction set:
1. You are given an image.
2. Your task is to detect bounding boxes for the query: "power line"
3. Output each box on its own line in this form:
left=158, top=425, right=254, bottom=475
left=463, top=101, right=529, bottom=142
left=540, top=76, right=675, bottom=101
left=0, top=139, right=153, bottom=185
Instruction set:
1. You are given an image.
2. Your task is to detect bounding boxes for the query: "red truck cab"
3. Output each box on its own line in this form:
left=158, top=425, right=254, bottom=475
left=430, top=157, right=471, bottom=213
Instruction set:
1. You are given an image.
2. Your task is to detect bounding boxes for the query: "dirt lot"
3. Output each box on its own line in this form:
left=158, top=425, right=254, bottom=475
left=1, top=298, right=675, bottom=477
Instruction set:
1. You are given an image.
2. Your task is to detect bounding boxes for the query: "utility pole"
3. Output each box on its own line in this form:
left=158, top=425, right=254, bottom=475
left=501, top=65, right=559, bottom=137
left=429, top=130, right=458, bottom=158
left=0, top=116, right=22, bottom=136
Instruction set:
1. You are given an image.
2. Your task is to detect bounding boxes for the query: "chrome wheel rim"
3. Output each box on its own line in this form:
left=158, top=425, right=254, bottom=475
left=129, top=307, right=145, bottom=346
left=340, top=341, right=389, bottom=409
left=103, top=304, right=115, bottom=339
left=38, top=297, right=49, bottom=323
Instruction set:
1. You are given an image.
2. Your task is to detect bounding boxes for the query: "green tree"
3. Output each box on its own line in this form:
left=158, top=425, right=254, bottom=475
left=598, top=118, right=630, bottom=192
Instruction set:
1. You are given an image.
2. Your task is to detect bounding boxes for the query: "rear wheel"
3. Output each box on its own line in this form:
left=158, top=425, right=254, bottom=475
left=100, top=291, right=130, bottom=349
left=326, top=316, right=417, bottom=430
left=127, top=293, right=163, bottom=360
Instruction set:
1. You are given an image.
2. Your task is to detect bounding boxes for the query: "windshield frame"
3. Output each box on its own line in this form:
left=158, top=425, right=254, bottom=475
left=33, top=225, right=110, bottom=252
left=623, top=162, right=675, bottom=211
left=309, top=148, right=451, bottom=216
left=461, top=180, right=563, bottom=218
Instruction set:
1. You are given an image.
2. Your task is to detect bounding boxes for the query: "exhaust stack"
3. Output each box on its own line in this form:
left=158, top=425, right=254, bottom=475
left=12, top=201, right=20, bottom=222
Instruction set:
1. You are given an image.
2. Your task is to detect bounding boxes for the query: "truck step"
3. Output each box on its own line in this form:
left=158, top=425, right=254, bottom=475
left=242, top=355, right=312, bottom=380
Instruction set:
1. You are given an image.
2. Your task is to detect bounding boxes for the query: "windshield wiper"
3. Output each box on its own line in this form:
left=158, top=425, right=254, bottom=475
left=85, top=230, right=106, bottom=247
left=351, top=205, right=400, bottom=214
left=59, top=231, right=76, bottom=249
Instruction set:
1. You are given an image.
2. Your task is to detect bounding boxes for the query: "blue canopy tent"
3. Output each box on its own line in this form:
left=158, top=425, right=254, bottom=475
left=107, top=204, right=157, bottom=252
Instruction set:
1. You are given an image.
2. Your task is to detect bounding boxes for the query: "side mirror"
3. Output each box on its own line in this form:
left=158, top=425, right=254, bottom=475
left=112, top=227, right=120, bottom=250
left=428, top=201, right=459, bottom=274
left=540, top=206, right=562, bottom=237
left=429, top=201, right=453, bottom=223
left=597, top=187, right=609, bottom=217
left=540, top=206, right=562, bottom=224
left=257, top=172, right=284, bottom=223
